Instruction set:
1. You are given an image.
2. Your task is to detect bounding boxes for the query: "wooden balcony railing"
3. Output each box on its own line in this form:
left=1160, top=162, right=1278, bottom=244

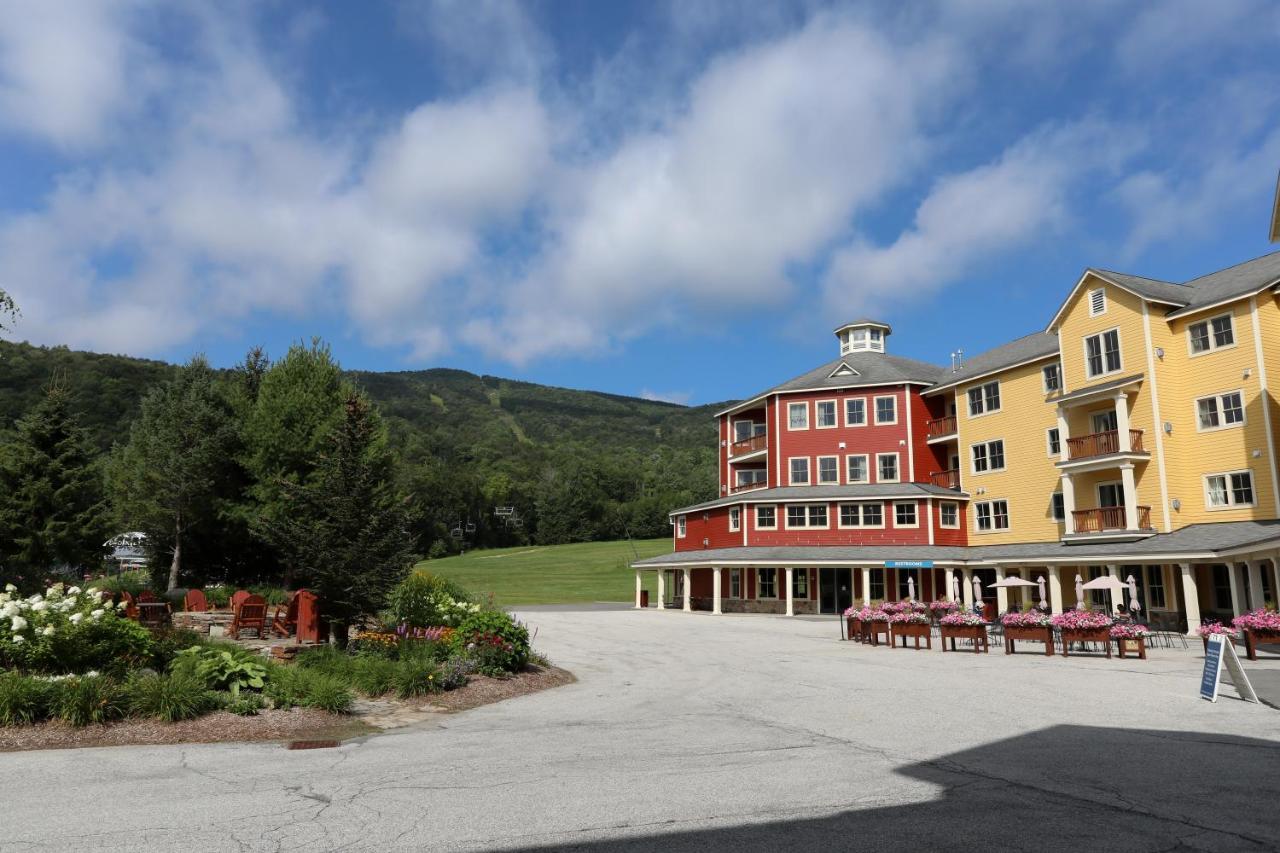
left=731, top=479, right=768, bottom=494
left=1065, top=429, right=1144, bottom=460
left=1070, top=506, right=1151, bottom=534
left=925, top=415, right=957, bottom=439
left=729, top=432, right=767, bottom=457
left=929, top=469, right=961, bottom=489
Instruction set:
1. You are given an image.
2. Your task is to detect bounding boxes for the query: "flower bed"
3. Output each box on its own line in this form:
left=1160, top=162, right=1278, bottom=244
left=1232, top=609, right=1280, bottom=661
left=1052, top=610, right=1114, bottom=658
left=1001, top=610, right=1053, bottom=656
left=1196, top=621, right=1240, bottom=654
left=939, top=611, right=988, bottom=654
left=1109, top=623, right=1152, bottom=660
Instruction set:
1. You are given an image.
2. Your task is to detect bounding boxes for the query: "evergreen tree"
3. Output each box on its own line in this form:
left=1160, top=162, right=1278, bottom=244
left=106, top=357, right=239, bottom=590
left=259, top=391, right=413, bottom=645
left=0, top=382, right=108, bottom=576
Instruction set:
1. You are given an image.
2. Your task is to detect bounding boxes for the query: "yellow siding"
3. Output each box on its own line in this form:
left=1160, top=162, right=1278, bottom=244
left=953, top=358, right=1062, bottom=544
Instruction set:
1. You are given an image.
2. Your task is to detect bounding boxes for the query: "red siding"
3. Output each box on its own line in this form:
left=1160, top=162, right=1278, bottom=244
left=931, top=499, right=967, bottom=546
left=773, top=387, right=912, bottom=488
left=745, top=500, right=933, bottom=546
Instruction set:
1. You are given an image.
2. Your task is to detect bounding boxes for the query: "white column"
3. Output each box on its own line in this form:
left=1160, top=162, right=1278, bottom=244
left=634, top=570, right=643, bottom=609
left=713, top=568, right=723, bottom=615
left=1061, top=473, right=1076, bottom=534
left=785, top=568, right=794, bottom=616
left=944, top=568, right=955, bottom=602
left=962, top=568, right=974, bottom=608
left=1056, top=406, right=1070, bottom=462
left=1273, top=554, right=1280, bottom=608
left=1120, top=464, right=1139, bottom=531
left=1048, top=567, right=1064, bottom=615
left=1179, top=563, right=1202, bottom=635
left=862, top=567, right=872, bottom=606
left=1114, top=392, right=1132, bottom=452
left=1227, top=562, right=1242, bottom=616
left=1246, top=560, right=1265, bottom=611
left=994, top=566, right=1008, bottom=613
left=657, top=571, right=666, bottom=610
left=682, top=568, right=692, bottom=612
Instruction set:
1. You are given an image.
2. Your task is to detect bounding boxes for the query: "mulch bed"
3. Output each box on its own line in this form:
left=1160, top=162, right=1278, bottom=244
left=426, top=663, right=576, bottom=712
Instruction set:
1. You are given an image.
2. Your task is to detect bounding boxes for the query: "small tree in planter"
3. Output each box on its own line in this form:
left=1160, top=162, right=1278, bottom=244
left=1051, top=610, right=1114, bottom=658
left=1001, top=610, right=1054, bottom=656
left=1232, top=609, right=1280, bottom=661
left=939, top=610, right=988, bottom=653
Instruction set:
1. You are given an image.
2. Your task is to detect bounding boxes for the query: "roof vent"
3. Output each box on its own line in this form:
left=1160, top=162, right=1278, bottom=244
left=950, top=349, right=964, bottom=373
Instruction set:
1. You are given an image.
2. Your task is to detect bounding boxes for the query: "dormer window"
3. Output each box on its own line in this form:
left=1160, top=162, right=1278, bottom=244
left=834, top=320, right=891, bottom=354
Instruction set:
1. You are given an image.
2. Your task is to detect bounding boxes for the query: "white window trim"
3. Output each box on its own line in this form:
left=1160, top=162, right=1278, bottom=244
left=1195, top=389, right=1246, bottom=433
left=815, top=399, right=838, bottom=430
left=843, top=397, right=867, bottom=428
left=787, top=401, right=809, bottom=431
left=1088, top=287, right=1107, bottom=317
left=939, top=501, right=960, bottom=529
left=1186, top=312, right=1238, bottom=358
left=1096, top=480, right=1123, bottom=508
left=816, top=454, right=840, bottom=485
left=845, top=453, right=870, bottom=484
left=1083, top=327, right=1123, bottom=380
left=969, top=439, right=1006, bottom=475
left=972, top=499, right=1011, bottom=534
left=837, top=502, right=885, bottom=530
left=892, top=501, right=920, bottom=529
left=1046, top=427, right=1060, bottom=457
left=788, top=456, right=811, bottom=486
left=729, top=568, right=742, bottom=599
left=1203, top=469, right=1256, bottom=511
left=876, top=452, right=901, bottom=484
left=873, top=394, right=898, bottom=425
left=784, top=504, right=831, bottom=530
left=728, top=507, right=741, bottom=532
left=756, top=568, right=778, bottom=599
left=966, top=380, right=1002, bottom=419
left=754, top=505, right=777, bottom=529
left=1041, top=363, right=1062, bottom=394
left=676, top=516, right=687, bottom=538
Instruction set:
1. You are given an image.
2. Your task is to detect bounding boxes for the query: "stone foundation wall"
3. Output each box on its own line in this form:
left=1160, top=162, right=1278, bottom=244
left=688, top=597, right=818, bottom=615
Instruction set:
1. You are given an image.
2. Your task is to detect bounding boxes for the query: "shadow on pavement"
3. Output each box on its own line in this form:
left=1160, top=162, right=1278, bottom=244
left=515, top=724, right=1280, bottom=852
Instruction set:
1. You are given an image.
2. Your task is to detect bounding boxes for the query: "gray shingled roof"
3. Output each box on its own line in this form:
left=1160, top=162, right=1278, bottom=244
left=633, top=520, right=1280, bottom=567
left=1089, top=270, right=1192, bottom=306
left=1164, top=251, right=1280, bottom=317
left=670, top=483, right=968, bottom=515
left=1049, top=373, right=1143, bottom=405
left=723, top=351, right=946, bottom=413
left=928, top=331, right=1059, bottom=393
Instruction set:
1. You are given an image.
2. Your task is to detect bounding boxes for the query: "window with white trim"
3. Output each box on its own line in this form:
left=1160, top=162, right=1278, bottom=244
left=793, top=569, right=808, bottom=598
left=876, top=453, right=899, bottom=483
left=729, top=569, right=741, bottom=598
left=1088, top=288, right=1106, bottom=316
left=1047, top=428, right=1060, bottom=456
left=728, top=507, right=741, bottom=532
left=966, top=381, right=1001, bottom=416
left=1051, top=493, right=1065, bottom=522
left=817, top=455, right=839, bottom=484
left=1196, top=391, right=1245, bottom=431
left=785, top=504, right=829, bottom=528
left=974, top=500, right=1010, bottom=531
left=839, top=503, right=884, bottom=527
left=1042, top=362, right=1062, bottom=393
left=787, top=402, right=808, bottom=430
left=736, top=468, right=766, bottom=488
left=971, top=439, right=1005, bottom=473
left=939, top=502, right=959, bottom=528
left=846, top=454, right=869, bottom=484
left=789, top=457, right=810, bottom=485
left=815, top=400, right=837, bottom=428
left=894, top=502, right=918, bottom=527
left=1188, top=314, right=1235, bottom=355
left=1084, top=329, right=1121, bottom=378
left=757, top=568, right=777, bottom=598
left=676, top=516, right=686, bottom=538
left=844, top=398, right=866, bottom=427
left=874, top=395, right=897, bottom=424
left=755, top=505, right=776, bottom=529
left=1145, top=566, right=1165, bottom=608
left=1205, top=471, right=1255, bottom=509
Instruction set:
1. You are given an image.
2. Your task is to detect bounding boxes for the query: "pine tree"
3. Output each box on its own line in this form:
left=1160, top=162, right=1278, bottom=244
left=0, top=381, right=108, bottom=577
left=259, top=391, right=413, bottom=645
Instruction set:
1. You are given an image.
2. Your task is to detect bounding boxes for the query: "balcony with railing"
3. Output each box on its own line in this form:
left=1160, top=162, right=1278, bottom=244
left=925, top=415, right=957, bottom=441
left=1070, top=505, right=1152, bottom=534
left=928, top=469, right=961, bottom=490
left=730, top=478, right=768, bottom=494
left=1065, top=429, right=1144, bottom=461
left=729, top=431, right=768, bottom=458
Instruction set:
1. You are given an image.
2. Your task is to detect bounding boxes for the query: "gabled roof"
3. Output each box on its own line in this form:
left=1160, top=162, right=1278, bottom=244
left=927, top=331, right=1059, bottom=394
left=716, top=351, right=946, bottom=416
left=1088, top=269, right=1193, bottom=306
left=1164, top=251, right=1280, bottom=318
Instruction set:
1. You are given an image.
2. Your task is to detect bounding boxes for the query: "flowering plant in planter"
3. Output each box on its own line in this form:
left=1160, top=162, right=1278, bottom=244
left=928, top=600, right=960, bottom=615
left=1233, top=609, right=1280, bottom=632
left=887, top=610, right=930, bottom=625
left=1196, top=621, right=1239, bottom=638
left=859, top=607, right=889, bottom=622
left=940, top=611, right=986, bottom=626
left=1050, top=610, right=1113, bottom=630
left=1109, top=623, right=1152, bottom=639
left=842, top=606, right=859, bottom=618
left=1001, top=610, right=1051, bottom=627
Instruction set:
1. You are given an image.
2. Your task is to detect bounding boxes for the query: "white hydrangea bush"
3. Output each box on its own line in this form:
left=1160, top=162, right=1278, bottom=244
left=0, top=583, right=153, bottom=674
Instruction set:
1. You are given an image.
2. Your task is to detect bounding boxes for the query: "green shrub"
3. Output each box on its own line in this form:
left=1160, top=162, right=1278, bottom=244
left=149, top=628, right=203, bottom=670
left=295, top=645, right=347, bottom=674
left=263, top=666, right=307, bottom=710
left=54, top=675, right=126, bottom=726
left=436, top=656, right=472, bottom=691
left=352, top=657, right=398, bottom=696
left=249, top=586, right=288, bottom=606
left=450, top=610, right=530, bottom=675
left=227, top=693, right=265, bottom=716
left=0, top=672, right=54, bottom=726
left=204, top=585, right=231, bottom=608
left=393, top=663, right=440, bottom=698
left=125, top=672, right=217, bottom=722
left=300, top=673, right=354, bottom=713
left=172, top=646, right=267, bottom=696
left=85, top=570, right=148, bottom=598
left=0, top=585, right=155, bottom=676
left=387, top=572, right=477, bottom=628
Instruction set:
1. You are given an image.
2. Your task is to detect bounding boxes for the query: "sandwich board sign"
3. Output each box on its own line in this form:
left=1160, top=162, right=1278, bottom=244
left=1200, top=633, right=1258, bottom=704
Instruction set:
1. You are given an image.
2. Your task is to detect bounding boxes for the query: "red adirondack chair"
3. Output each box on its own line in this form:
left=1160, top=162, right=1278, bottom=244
left=271, top=591, right=301, bottom=637
left=184, top=589, right=208, bottom=612
left=229, top=594, right=268, bottom=639
left=229, top=589, right=251, bottom=611
left=119, top=590, right=138, bottom=620
left=137, top=601, right=171, bottom=629
left=138, top=590, right=157, bottom=603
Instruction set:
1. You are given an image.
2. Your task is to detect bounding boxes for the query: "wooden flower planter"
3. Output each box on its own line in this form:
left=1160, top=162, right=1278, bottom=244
left=1200, top=634, right=1237, bottom=654
left=863, top=620, right=890, bottom=646
left=890, top=621, right=932, bottom=650
left=1004, top=625, right=1054, bottom=656
left=1241, top=629, right=1280, bottom=661
left=940, top=624, right=988, bottom=653
left=1060, top=627, right=1112, bottom=658
left=845, top=617, right=862, bottom=642
left=1114, top=636, right=1147, bottom=660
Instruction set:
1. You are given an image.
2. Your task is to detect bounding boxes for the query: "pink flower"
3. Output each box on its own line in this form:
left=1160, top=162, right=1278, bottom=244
left=1196, top=621, right=1239, bottom=638
left=940, top=611, right=986, bottom=626
left=1232, top=609, right=1280, bottom=633
left=1109, top=623, right=1151, bottom=639
left=1002, top=611, right=1051, bottom=627
left=1050, top=610, right=1113, bottom=630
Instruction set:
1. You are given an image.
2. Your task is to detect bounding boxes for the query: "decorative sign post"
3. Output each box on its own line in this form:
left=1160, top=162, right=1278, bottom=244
left=1200, top=634, right=1259, bottom=704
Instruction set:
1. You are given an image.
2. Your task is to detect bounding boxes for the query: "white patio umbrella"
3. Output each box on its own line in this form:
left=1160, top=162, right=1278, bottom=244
left=972, top=575, right=983, bottom=607
left=988, top=577, right=1039, bottom=588
left=1075, top=574, right=1085, bottom=609
left=953, top=575, right=962, bottom=601
left=1126, top=575, right=1142, bottom=614
left=1037, top=576, right=1048, bottom=610
left=1081, top=574, right=1127, bottom=613
left=907, top=576, right=916, bottom=601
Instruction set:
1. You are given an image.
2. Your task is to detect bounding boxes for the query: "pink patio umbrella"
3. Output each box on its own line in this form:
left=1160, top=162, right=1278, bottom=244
left=988, top=576, right=1038, bottom=611
left=1082, top=574, right=1128, bottom=613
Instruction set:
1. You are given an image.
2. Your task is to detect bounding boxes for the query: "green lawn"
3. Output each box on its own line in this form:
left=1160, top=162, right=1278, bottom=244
left=414, top=538, right=671, bottom=605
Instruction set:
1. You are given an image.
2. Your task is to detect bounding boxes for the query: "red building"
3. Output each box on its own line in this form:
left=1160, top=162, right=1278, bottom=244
left=642, top=320, right=967, bottom=615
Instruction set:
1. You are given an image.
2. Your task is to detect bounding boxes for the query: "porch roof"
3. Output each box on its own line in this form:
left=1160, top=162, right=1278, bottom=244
left=669, top=483, right=968, bottom=516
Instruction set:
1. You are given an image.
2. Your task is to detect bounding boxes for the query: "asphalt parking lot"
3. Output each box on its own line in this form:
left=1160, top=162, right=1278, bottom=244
left=2, top=608, right=1278, bottom=851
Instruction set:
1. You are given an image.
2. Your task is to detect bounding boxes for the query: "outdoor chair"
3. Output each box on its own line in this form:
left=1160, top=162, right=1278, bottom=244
left=229, top=589, right=251, bottom=611
left=119, top=590, right=138, bottom=620
left=138, top=590, right=156, bottom=603
left=229, top=594, right=268, bottom=639
left=271, top=590, right=302, bottom=637
left=184, top=589, right=208, bottom=613
left=137, top=601, right=171, bottom=629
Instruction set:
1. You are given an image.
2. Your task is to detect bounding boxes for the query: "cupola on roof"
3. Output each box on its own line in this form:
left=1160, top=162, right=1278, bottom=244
left=834, top=318, right=891, bottom=355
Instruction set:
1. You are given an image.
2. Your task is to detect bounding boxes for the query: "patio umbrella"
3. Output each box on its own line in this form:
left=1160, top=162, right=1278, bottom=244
left=1037, top=576, right=1048, bottom=610
left=1082, top=575, right=1127, bottom=614
left=1075, top=574, right=1085, bottom=609
left=1126, top=575, right=1142, bottom=614
left=907, top=576, right=916, bottom=601
left=972, top=575, right=983, bottom=606
left=988, top=577, right=1038, bottom=588
left=953, top=575, right=961, bottom=601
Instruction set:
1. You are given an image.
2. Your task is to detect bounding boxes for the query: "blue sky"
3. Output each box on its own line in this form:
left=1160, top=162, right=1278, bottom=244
left=2, top=1, right=1279, bottom=406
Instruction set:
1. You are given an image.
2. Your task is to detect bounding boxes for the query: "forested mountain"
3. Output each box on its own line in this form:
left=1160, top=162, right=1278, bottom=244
left=0, top=340, right=720, bottom=555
